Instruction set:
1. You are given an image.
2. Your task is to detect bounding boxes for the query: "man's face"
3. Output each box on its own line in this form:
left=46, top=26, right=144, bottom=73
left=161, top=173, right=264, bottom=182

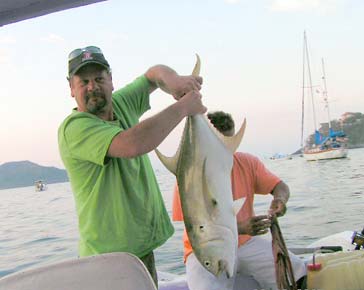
left=69, top=64, right=114, bottom=116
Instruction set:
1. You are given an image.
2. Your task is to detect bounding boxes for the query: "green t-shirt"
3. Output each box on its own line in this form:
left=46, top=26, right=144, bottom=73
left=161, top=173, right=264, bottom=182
left=58, top=76, right=174, bottom=257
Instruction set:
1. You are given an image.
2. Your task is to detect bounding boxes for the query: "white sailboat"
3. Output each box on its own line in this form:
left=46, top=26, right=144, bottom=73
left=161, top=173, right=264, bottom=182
left=301, top=31, right=348, bottom=161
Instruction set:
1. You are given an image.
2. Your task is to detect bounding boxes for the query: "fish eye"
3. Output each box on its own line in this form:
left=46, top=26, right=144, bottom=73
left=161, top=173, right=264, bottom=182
left=204, top=261, right=211, bottom=268
left=199, top=225, right=204, bottom=231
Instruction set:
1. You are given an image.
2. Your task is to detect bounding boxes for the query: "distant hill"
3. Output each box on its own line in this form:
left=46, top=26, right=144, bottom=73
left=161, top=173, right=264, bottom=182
left=0, top=161, right=68, bottom=190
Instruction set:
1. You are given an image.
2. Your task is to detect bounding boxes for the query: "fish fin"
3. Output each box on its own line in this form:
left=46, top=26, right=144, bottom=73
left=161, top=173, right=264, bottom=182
left=192, top=54, right=201, bottom=76
left=155, top=115, right=188, bottom=175
left=223, top=118, right=246, bottom=153
left=232, top=197, right=246, bottom=215
left=155, top=148, right=178, bottom=175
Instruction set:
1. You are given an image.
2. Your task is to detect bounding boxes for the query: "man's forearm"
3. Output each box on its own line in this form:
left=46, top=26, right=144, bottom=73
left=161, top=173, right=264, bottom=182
left=107, top=64, right=204, bottom=159
left=108, top=101, right=186, bottom=158
left=145, top=65, right=179, bottom=94
left=272, top=181, right=290, bottom=204
left=144, top=64, right=202, bottom=98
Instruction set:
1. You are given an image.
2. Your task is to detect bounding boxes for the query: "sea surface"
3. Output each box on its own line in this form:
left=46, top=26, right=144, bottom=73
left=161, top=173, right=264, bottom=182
left=1, top=148, right=364, bottom=279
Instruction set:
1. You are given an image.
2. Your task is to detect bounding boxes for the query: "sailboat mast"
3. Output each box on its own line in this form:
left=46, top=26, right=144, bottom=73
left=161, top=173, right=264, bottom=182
left=304, top=32, right=318, bottom=132
left=321, top=58, right=332, bottom=130
left=301, top=33, right=306, bottom=150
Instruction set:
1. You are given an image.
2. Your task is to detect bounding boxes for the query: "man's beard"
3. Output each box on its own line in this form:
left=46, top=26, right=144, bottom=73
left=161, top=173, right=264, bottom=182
left=85, top=91, right=107, bottom=114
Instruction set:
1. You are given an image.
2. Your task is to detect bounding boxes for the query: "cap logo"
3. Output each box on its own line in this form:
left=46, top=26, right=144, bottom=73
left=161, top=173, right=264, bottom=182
left=82, top=51, right=93, bottom=62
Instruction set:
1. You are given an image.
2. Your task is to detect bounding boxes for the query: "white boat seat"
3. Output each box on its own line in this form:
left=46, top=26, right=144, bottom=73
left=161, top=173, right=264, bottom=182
left=0, top=252, right=157, bottom=290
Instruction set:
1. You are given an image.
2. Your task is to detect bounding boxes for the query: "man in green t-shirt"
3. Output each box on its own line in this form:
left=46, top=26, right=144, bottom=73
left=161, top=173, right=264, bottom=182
left=58, top=46, right=206, bottom=286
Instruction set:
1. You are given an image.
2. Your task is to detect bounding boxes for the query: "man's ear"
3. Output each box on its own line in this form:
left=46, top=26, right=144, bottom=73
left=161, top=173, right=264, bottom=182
left=68, top=77, right=75, bottom=98
left=109, top=72, right=114, bottom=91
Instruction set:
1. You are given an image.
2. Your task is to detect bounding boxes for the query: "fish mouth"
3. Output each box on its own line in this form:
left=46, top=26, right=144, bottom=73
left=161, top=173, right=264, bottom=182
left=207, top=259, right=233, bottom=278
left=218, top=259, right=233, bottom=278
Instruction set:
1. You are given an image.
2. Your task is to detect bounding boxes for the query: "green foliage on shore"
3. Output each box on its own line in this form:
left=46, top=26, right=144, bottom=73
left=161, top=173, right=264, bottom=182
left=306, top=112, right=364, bottom=148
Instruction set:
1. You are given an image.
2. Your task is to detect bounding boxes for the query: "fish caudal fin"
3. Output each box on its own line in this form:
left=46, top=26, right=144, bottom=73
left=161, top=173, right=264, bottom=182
left=155, top=149, right=177, bottom=175
left=192, top=54, right=201, bottom=76
left=223, top=118, right=246, bottom=154
left=232, top=197, right=246, bottom=215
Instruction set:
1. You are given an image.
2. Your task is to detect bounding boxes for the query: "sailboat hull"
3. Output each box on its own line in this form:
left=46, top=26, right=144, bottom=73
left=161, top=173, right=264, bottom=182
left=303, top=147, right=348, bottom=161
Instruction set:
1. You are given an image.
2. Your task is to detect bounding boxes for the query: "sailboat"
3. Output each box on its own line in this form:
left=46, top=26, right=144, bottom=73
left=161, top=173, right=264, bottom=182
left=301, top=31, right=348, bottom=161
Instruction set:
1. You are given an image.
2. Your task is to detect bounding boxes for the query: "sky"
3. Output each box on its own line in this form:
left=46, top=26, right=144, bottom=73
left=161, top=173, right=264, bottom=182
left=0, top=0, right=363, bottom=169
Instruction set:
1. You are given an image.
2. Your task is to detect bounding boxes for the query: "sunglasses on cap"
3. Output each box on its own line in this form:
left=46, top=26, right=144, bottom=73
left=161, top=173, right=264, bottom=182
left=67, top=46, right=110, bottom=79
left=68, top=46, right=103, bottom=61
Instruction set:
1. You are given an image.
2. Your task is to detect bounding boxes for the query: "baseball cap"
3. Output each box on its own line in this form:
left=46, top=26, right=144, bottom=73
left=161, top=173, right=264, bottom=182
left=68, top=46, right=110, bottom=78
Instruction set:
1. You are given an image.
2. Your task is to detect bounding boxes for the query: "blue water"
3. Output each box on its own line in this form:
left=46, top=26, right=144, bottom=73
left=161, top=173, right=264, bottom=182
left=1, top=148, right=364, bottom=278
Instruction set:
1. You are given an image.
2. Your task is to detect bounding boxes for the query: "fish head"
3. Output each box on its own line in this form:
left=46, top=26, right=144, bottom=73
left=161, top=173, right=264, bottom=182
left=192, top=224, right=237, bottom=278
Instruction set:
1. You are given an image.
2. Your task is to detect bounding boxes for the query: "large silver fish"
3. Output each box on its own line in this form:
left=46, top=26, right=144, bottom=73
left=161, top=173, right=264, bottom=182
left=156, top=55, right=246, bottom=278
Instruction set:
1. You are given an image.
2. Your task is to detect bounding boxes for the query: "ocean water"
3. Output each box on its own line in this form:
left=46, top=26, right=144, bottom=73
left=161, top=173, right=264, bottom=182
left=1, top=148, right=364, bottom=279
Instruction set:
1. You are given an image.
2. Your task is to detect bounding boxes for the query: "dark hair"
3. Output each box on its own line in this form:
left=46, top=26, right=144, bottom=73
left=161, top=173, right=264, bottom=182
left=207, top=111, right=235, bottom=133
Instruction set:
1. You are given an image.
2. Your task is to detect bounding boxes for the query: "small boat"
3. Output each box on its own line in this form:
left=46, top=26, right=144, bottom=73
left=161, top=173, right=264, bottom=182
left=1, top=229, right=362, bottom=290
left=300, top=32, right=348, bottom=161
left=35, top=180, right=46, bottom=192
left=269, top=153, right=293, bottom=161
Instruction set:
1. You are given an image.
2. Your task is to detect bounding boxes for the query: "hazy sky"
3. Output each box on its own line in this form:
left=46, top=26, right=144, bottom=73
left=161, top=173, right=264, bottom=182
left=1, top=0, right=363, bottom=168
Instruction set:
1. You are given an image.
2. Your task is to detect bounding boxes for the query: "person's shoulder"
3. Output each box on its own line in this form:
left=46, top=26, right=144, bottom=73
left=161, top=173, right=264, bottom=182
left=113, top=75, right=150, bottom=96
left=234, top=152, right=260, bottom=162
left=233, top=152, right=265, bottom=170
left=59, top=111, right=99, bottom=131
left=59, top=111, right=75, bottom=130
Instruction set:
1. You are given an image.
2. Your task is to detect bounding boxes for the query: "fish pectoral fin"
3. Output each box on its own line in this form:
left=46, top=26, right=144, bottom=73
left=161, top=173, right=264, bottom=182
left=232, top=197, right=246, bottom=215
left=155, top=148, right=177, bottom=174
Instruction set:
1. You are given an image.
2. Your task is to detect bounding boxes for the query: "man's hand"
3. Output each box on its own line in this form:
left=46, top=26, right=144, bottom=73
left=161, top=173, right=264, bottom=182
left=177, top=90, right=207, bottom=116
left=170, top=75, right=203, bottom=100
left=269, top=199, right=287, bottom=217
left=237, top=215, right=271, bottom=236
left=269, top=181, right=289, bottom=217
